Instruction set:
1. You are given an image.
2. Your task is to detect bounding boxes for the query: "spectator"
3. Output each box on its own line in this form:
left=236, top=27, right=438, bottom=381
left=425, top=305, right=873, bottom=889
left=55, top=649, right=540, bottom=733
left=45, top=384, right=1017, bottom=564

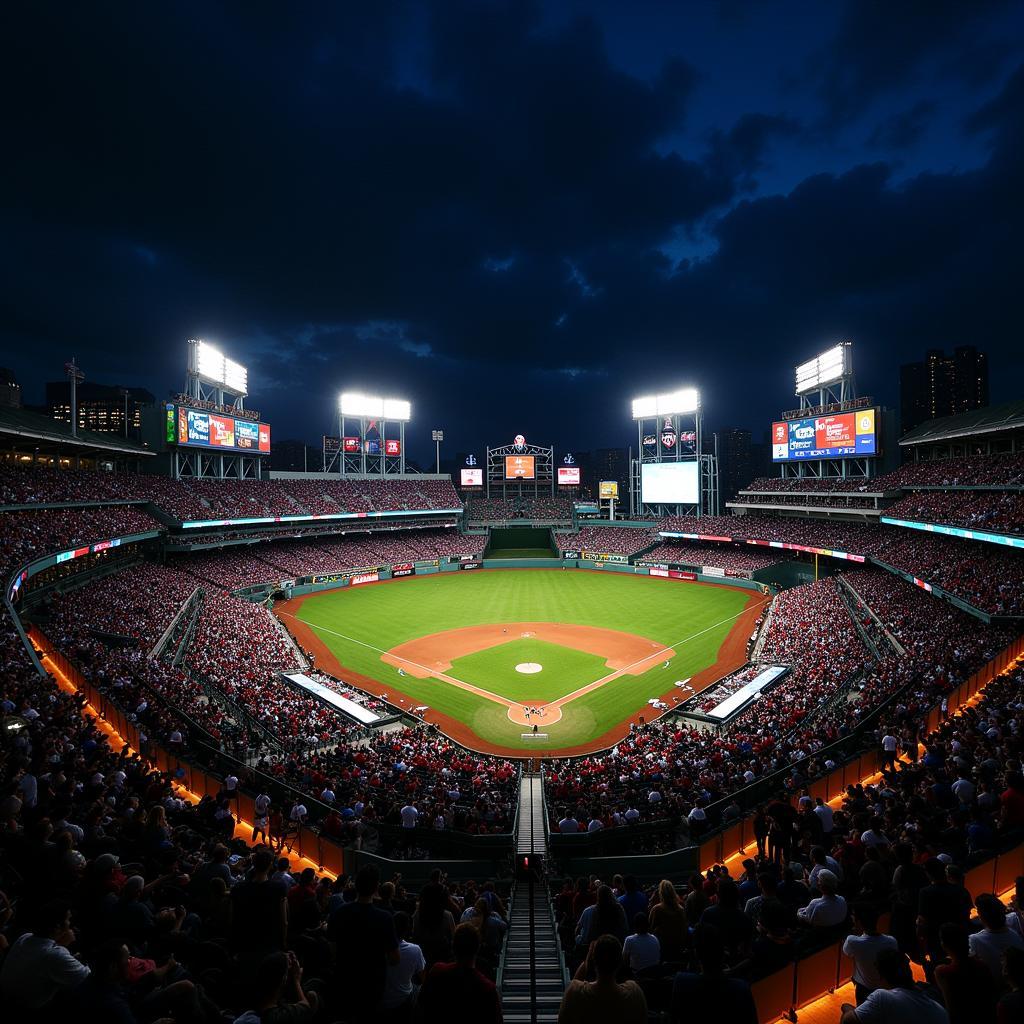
left=969, top=894, right=1024, bottom=985
left=840, top=948, right=949, bottom=1024
left=649, top=880, right=688, bottom=963
left=0, top=900, right=90, bottom=1014
left=622, top=913, right=660, bottom=974
left=842, top=903, right=899, bottom=1004
left=559, top=933, right=646, bottom=1024
left=379, top=911, right=426, bottom=1021
left=796, top=869, right=847, bottom=929
left=233, top=950, right=317, bottom=1024
left=670, top=924, right=757, bottom=1024
left=418, top=923, right=502, bottom=1024
left=933, top=922, right=997, bottom=1024
left=327, top=864, right=400, bottom=1021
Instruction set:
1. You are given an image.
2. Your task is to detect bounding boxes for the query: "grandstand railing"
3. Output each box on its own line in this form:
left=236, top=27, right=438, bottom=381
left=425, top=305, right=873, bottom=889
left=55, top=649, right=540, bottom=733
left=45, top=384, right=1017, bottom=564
left=150, top=585, right=202, bottom=660
left=31, top=628, right=516, bottom=872
left=694, top=632, right=1024, bottom=873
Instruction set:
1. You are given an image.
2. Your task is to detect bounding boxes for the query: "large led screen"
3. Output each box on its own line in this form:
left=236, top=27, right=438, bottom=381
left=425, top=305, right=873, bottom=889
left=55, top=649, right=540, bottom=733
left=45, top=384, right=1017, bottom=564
left=505, top=455, right=535, bottom=479
left=641, top=461, right=698, bottom=504
left=771, top=409, right=876, bottom=461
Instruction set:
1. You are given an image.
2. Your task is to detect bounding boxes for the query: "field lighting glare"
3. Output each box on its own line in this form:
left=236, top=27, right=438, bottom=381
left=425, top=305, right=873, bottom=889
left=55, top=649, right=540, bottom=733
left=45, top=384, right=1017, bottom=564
left=340, top=393, right=411, bottom=421
left=632, top=387, right=699, bottom=419
left=196, top=339, right=248, bottom=394
left=795, top=342, right=849, bottom=395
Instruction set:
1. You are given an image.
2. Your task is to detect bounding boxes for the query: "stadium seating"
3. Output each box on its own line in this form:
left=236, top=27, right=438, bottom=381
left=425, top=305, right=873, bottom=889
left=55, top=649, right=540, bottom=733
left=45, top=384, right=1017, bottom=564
left=555, top=526, right=655, bottom=556
left=642, top=542, right=785, bottom=573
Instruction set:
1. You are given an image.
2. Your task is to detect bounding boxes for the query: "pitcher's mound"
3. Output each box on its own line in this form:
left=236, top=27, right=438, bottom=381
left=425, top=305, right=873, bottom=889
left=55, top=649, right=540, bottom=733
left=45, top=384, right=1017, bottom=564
left=515, top=662, right=543, bottom=674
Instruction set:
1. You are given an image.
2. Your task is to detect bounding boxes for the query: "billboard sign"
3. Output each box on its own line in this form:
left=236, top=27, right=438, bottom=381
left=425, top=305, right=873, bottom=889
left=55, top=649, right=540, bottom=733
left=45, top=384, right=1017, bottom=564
left=172, top=406, right=270, bottom=454
left=385, top=439, right=401, bottom=456
left=460, top=468, right=483, bottom=487
left=350, top=572, right=379, bottom=586
left=772, top=409, right=876, bottom=461
left=557, top=466, right=581, bottom=485
left=392, top=563, right=415, bottom=577
left=236, top=420, right=260, bottom=449
left=343, top=436, right=360, bottom=453
left=209, top=414, right=235, bottom=448
left=599, top=480, right=619, bottom=500
left=505, top=454, right=535, bottom=479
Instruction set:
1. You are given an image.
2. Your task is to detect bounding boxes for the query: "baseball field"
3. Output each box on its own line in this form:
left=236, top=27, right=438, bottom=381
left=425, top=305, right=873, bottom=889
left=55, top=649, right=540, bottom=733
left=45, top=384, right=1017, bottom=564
left=277, top=569, right=764, bottom=757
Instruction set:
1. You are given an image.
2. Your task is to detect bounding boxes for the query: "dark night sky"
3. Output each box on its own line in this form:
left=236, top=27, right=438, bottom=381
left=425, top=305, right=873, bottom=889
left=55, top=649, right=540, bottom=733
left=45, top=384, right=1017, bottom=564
left=1, top=2, right=1022, bottom=465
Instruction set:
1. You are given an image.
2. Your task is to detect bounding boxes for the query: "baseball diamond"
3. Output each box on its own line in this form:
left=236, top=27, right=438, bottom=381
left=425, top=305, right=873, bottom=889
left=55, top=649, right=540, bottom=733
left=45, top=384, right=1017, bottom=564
left=277, top=568, right=764, bottom=756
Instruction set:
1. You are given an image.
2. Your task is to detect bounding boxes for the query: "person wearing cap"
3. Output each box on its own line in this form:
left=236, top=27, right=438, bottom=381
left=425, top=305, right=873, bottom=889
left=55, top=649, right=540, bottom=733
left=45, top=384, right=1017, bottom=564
left=796, top=869, right=847, bottom=929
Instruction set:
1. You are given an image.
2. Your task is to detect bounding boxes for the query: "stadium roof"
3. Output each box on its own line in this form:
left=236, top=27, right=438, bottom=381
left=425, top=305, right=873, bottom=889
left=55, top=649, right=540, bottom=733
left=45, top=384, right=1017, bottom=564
left=900, top=400, right=1024, bottom=446
left=0, top=404, right=155, bottom=457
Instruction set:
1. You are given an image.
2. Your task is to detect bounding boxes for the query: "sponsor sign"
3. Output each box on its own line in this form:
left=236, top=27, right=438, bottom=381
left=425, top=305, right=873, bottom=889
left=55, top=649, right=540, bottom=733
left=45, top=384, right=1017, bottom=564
left=392, top=563, right=414, bottom=578
left=165, top=404, right=176, bottom=443
left=599, top=480, right=619, bottom=500
left=343, top=436, right=360, bottom=453
left=649, top=567, right=696, bottom=580
left=385, top=438, right=401, bottom=456
left=660, top=417, right=676, bottom=448
left=186, top=409, right=209, bottom=445
left=772, top=408, right=876, bottom=461
left=561, top=550, right=581, bottom=559
left=350, top=572, right=379, bottom=586
left=460, top=561, right=482, bottom=570
left=584, top=552, right=628, bottom=563
left=209, top=413, right=235, bottom=448
left=642, top=434, right=657, bottom=447
left=258, top=423, right=271, bottom=452
left=236, top=420, right=260, bottom=449
left=557, top=466, right=581, bottom=485
left=461, top=468, right=483, bottom=487
left=701, top=565, right=725, bottom=577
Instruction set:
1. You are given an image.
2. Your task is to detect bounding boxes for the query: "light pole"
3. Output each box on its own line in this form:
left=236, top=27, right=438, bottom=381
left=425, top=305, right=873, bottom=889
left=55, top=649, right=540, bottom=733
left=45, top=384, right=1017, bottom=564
left=432, top=429, right=444, bottom=473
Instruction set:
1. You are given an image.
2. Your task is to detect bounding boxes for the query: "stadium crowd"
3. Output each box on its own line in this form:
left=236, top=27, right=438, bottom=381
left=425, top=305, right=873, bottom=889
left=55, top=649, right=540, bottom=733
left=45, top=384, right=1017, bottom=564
left=641, top=542, right=785, bottom=574
left=551, top=654, right=1024, bottom=1022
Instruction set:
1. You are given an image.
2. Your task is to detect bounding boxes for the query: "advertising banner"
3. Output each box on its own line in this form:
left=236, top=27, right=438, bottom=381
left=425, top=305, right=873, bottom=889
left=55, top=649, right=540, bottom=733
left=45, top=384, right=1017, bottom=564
left=599, top=480, right=619, bottom=500
left=460, top=561, right=482, bottom=570
left=772, top=408, right=876, bottom=461
left=701, top=565, right=725, bottom=577
left=557, top=466, right=581, bottom=485
left=350, top=572, right=379, bottom=586
left=209, top=414, right=235, bottom=448
left=392, top=563, right=414, bottom=577
left=236, top=420, right=260, bottom=449
left=343, top=437, right=360, bottom=453
left=165, top=404, right=176, bottom=443
left=460, top=468, right=483, bottom=487
left=258, top=424, right=271, bottom=452
left=648, top=567, right=697, bottom=580
left=561, top=550, right=581, bottom=559
left=584, top=552, right=628, bottom=563
left=186, top=409, right=209, bottom=445
left=385, top=439, right=401, bottom=456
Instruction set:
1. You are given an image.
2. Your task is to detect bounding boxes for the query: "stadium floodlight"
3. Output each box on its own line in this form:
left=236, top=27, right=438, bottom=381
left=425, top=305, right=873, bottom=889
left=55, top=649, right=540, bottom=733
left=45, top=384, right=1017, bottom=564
left=632, top=388, right=700, bottom=419
left=340, top=393, right=411, bottom=421
left=383, top=398, right=411, bottom=421
left=195, top=339, right=248, bottom=394
left=795, top=342, right=850, bottom=395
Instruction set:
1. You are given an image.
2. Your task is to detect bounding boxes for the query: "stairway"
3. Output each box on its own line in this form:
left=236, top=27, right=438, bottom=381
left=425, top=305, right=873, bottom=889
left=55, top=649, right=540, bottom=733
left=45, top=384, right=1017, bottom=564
left=499, top=772, right=567, bottom=1024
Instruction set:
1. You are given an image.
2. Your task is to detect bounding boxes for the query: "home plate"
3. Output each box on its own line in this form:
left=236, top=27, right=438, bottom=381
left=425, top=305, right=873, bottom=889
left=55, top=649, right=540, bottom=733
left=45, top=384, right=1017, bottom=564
left=516, top=662, right=543, bottom=674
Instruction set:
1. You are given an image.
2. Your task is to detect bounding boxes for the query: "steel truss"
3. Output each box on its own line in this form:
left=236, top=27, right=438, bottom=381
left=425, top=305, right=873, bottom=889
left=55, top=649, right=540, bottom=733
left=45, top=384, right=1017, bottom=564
left=631, top=407, right=717, bottom=518
left=485, top=442, right=554, bottom=499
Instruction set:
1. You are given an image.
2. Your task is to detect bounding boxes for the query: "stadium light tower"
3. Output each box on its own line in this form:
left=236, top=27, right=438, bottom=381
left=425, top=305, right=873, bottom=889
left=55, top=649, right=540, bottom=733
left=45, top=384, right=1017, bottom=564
left=630, top=385, right=716, bottom=519
left=338, top=392, right=411, bottom=478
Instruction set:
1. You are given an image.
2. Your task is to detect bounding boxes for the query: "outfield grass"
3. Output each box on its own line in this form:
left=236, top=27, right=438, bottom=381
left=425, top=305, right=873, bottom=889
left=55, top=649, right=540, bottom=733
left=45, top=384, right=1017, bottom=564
left=294, top=569, right=749, bottom=751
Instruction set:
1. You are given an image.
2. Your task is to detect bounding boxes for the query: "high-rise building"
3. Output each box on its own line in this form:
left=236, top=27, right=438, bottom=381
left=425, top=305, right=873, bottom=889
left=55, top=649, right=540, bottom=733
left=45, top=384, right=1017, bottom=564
left=0, top=368, right=20, bottom=409
left=899, top=346, right=988, bottom=434
left=715, top=428, right=753, bottom=503
left=46, top=380, right=155, bottom=439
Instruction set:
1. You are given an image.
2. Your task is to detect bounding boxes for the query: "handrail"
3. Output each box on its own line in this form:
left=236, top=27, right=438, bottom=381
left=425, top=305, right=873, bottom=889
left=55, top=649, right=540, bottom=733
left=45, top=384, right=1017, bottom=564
left=150, top=585, right=201, bottom=660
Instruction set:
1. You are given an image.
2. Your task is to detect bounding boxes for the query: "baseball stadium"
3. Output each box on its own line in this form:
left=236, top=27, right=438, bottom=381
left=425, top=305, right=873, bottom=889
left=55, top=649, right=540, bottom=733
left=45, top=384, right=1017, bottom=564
left=3, top=339, right=1024, bottom=1024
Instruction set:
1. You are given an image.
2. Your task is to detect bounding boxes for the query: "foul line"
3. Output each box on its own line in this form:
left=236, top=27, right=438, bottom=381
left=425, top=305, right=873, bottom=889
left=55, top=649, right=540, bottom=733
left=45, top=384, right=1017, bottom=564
left=276, top=610, right=515, bottom=705
left=280, top=594, right=769, bottom=713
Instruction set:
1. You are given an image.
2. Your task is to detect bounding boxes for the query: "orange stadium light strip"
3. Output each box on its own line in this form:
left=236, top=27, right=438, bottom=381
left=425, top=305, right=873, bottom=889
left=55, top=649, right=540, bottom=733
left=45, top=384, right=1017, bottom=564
left=32, top=636, right=338, bottom=882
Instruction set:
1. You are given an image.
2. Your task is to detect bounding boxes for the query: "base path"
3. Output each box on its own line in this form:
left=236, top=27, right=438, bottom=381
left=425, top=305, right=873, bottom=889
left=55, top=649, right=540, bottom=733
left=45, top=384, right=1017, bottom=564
left=276, top=574, right=767, bottom=758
